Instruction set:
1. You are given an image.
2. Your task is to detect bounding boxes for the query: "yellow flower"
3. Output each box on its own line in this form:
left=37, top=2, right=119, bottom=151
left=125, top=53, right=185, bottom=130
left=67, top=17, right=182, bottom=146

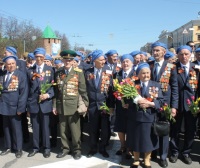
left=194, top=101, right=198, bottom=105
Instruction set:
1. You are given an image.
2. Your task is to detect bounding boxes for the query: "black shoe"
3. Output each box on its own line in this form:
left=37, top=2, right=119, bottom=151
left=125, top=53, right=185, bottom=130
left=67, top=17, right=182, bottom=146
left=160, top=159, right=168, bottom=168
left=43, top=151, right=50, bottom=158
left=126, top=153, right=132, bottom=160
left=15, top=150, right=23, bottom=158
left=115, top=148, right=126, bottom=155
left=144, top=166, right=151, bottom=168
left=86, top=150, right=97, bottom=158
left=99, top=150, right=109, bottom=158
left=27, top=150, right=39, bottom=157
left=111, top=132, right=117, bottom=137
left=56, top=151, right=69, bottom=158
left=169, top=154, right=178, bottom=163
left=151, top=150, right=157, bottom=161
left=0, top=149, right=11, bottom=156
left=130, top=165, right=138, bottom=168
left=73, top=153, right=82, bottom=160
left=182, top=154, right=192, bottom=165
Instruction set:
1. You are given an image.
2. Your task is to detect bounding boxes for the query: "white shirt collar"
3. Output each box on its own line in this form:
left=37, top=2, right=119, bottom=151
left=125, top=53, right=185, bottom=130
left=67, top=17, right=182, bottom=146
left=180, top=62, right=190, bottom=69
left=36, top=63, right=45, bottom=71
left=140, top=80, right=149, bottom=87
left=123, top=68, right=132, bottom=76
left=155, top=59, right=164, bottom=67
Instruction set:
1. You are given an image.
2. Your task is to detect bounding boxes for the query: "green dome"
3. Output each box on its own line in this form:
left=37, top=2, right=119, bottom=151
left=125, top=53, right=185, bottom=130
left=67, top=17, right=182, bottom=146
left=42, top=25, right=57, bottom=39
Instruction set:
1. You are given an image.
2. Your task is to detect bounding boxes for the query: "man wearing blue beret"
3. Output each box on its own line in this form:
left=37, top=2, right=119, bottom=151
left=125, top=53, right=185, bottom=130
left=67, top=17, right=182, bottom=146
left=4, top=46, right=29, bottom=144
left=27, top=53, right=36, bottom=68
left=164, top=51, right=177, bottom=64
left=130, top=50, right=141, bottom=71
left=150, top=42, right=179, bottom=168
left=54, top=59, right=63, bottom=71
left=85, top=50, right=114, bottom=158
left=105, top=49, right=120, bottom=139
left=27, top=47, right=54, bottom=158
left=4, top=46, right=27, bottom=73
left=169, top=45, right=199, bottom=165
left=0, top=55, right=28, bottom=158
left=44, top=55, right=53, bottom=66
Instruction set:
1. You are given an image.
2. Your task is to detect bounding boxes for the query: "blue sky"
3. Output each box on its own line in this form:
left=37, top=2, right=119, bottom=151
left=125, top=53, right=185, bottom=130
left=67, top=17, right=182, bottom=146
left=0, top=0, right=200, bottom=55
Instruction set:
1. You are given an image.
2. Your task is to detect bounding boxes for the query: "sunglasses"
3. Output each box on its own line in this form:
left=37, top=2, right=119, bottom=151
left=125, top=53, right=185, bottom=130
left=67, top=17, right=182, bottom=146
left=189, top=45, right=195, bottom=48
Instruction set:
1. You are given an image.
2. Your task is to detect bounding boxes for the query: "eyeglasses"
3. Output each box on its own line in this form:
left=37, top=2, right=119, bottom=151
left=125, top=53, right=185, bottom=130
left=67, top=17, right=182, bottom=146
left=189, top=45, right=195, bottom=48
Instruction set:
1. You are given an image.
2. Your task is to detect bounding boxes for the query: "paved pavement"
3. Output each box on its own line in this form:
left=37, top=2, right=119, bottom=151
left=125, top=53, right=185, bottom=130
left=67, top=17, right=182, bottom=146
left=0, top=122, right=199, bottom=168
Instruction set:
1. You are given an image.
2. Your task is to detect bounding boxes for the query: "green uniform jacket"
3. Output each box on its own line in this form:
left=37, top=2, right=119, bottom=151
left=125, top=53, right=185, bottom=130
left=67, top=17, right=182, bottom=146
left=54, top=67, right=89, bottom=115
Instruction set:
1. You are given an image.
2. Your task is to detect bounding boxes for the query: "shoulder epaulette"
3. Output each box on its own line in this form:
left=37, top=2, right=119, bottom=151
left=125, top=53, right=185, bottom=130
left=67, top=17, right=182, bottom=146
left=74, top=67, right=82, bottom=72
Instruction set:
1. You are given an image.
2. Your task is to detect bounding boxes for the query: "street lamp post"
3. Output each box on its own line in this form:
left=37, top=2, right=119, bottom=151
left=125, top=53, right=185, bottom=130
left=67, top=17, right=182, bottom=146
left=23, top=38, right=26, bottom=53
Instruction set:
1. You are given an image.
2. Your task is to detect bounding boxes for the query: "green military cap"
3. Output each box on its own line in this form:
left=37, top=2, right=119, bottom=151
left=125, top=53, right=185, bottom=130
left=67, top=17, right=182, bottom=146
left=60, top=50, right=76, bottom=60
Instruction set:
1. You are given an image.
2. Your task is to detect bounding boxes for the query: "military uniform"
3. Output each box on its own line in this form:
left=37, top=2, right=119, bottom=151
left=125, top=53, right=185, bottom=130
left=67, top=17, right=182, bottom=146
left=54, top=50, right=88, bottom=159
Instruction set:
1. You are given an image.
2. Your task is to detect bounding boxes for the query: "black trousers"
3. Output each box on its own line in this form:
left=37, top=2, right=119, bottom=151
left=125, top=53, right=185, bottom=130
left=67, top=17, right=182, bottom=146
left=88, top=108, right=110, bottom=151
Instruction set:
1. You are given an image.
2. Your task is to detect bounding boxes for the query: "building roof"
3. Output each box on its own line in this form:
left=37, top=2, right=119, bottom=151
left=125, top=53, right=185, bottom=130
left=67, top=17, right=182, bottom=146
left=42, top=25, right=57, bottom=39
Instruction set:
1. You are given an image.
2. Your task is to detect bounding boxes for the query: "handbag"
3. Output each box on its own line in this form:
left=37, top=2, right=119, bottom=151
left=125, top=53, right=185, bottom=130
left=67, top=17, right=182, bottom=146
left=152, top=118, right=170, bottom=137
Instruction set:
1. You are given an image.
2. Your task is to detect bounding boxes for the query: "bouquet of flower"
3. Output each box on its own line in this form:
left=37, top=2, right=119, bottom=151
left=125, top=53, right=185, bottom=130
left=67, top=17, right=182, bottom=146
left=100, top=102, right=110, bottom=114
left=39, top=80, right=56, bottom=103
left=186, top=96, right=200, bottom=117
left=113, top=78, right=141, bottom=107
left=160, top=103, right=176, bottom=123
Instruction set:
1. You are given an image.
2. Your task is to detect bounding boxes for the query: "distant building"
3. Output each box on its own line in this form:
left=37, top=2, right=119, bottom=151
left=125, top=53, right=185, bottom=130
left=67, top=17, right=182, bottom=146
left=141, top=20, right=200, bottom=50
left=42, top=25, right=61, bottom=58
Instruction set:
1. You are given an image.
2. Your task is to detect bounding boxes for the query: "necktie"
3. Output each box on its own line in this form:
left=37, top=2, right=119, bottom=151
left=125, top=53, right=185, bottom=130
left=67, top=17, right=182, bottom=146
left=124, top=72, right=127, bottom=79
left=38, top=66, right=41, bottom=74
left=154, top=62, right=159, bottom=81
left=141, top=82, right=146, bottom=97
left=95, top=70, right=100, bottom=88
left=5, top=72, right=11, bottom=87
left=65, top=70, right=69, bottom=75
left=183, top=66, right=187, bottom=79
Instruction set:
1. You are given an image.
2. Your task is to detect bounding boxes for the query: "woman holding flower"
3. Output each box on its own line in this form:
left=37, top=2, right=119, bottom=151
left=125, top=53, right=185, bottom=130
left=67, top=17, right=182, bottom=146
left=126, top=63, right=164, bottom=168
left=112, top=54, right=135, bottom=159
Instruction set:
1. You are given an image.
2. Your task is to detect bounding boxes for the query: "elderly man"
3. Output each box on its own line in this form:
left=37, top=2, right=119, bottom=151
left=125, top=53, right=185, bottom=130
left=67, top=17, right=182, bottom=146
left=26, top=53, right=36, bottom=68
left=130, top=50, right=141, bottom=71
left=53, top=50, right=88, bottom=160
left=85, top=50, right=113, bottom=158
left=169, top=45, right=199, bottom=165
left=150, top=42, right=179, bottom=168
left=104, top=49, right=120, bottom=138
left=27, top=48, right=54, bottom=158
left=0, top=55, right=28, bottom=158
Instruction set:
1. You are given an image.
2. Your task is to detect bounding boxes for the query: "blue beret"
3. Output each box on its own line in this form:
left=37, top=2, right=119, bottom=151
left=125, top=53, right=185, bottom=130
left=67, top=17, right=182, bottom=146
left=87, top=52, right=93, bottom=58
left=176, top=45, right=192, bottom=53
left=54, top=60, right=62, bottom=65
left=120, top=54, right=134, bottom=63
left=27, top=53, right=35, bottom=60
left=105, top=50, right=118, bottom=56
left=148, top=56, right=155, bottom=61
left=130, top=50, right=141, bottom=57
left=195, top=48, right=200, bottom=53
left=73, top=57, right=79, bottom=62
left=34, top=47, right=46, bottom=56
left=76, top=51, right=85, bottom=60
left=3, top=55, right=17, bottom=63
left=140, top=51, right=147, bottom=56
left=151, top=42, right=167, bottom=49
left=92, top=50, right=104, bottom=62
left=164, top=51, right=175, bottom=59
left=136, top=62, right=150, bottom=75
left=45, top=55, right=53, bottom=61
left=6, top=46, right=17, bottom=56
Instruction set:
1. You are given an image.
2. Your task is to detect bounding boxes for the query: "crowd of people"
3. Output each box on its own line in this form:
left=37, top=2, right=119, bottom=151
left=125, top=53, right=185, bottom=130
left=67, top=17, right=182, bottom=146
left=0, top=41, right=200, bottom=168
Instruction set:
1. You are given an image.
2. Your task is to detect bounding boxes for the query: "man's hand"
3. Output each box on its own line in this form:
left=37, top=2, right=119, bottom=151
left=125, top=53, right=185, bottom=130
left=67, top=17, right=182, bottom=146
left=109, top=108, right=114, bottom=114
left=17, top=112, right=22, bottom=115
left=39, top=94, right=49, bottom=101
left=52, top=108, right=58, bottom=115
left=171, top=108, right=177, bottom=117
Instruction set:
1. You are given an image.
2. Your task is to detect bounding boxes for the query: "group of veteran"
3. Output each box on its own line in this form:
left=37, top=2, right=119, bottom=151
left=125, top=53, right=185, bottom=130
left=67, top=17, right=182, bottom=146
left=0, top=43, right=199, bottom=168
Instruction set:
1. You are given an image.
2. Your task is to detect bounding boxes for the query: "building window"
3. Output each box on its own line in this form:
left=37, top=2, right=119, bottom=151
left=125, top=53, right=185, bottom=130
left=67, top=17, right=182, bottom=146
left=198, top=35, right=200, bottom=41
left=198, top=26, right=200, bottom=30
